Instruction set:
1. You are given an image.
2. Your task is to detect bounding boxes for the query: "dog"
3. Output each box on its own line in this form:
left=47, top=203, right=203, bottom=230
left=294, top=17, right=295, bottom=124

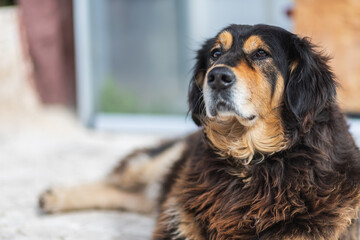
left=39, top=24, right=360, bottom=240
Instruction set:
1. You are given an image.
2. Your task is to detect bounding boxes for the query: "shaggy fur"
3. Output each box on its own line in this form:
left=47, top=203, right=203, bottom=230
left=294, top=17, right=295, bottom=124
left=39, top=24, right=360, bottom=240
left=155, top=24, right=360, bottom=239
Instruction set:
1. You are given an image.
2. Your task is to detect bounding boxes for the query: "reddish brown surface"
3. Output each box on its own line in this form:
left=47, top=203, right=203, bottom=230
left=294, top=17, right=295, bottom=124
left=294, top=0, right=360, bottom=113
left=18, top=0, right=76, bottom=107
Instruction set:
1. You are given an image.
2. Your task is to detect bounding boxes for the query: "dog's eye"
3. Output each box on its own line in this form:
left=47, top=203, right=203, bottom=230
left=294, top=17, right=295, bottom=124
left=210, top=49, right=222, bottom=60
left=253, top=49, right=269, bottom=60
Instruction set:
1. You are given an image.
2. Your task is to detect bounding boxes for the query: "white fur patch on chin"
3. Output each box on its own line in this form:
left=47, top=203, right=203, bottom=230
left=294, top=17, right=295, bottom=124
left=216, top=110, right=237, bottom=119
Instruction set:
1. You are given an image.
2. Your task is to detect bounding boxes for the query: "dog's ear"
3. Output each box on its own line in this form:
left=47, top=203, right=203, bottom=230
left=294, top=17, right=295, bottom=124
left=284, top=36, right=337, bottom=132
left=188, top=39, right=213, bottom=126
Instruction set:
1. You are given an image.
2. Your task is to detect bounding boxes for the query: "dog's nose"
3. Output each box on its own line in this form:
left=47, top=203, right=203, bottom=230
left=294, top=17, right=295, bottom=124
left=207, top=67, right=236, bottom=90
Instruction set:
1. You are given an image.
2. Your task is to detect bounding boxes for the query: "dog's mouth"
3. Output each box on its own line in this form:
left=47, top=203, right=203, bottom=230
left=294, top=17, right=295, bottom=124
left=210, top=101, right=235, bottom=116
left=214, top=101, right=232, bottom=114
left=208, top=100, right=257, bottom=123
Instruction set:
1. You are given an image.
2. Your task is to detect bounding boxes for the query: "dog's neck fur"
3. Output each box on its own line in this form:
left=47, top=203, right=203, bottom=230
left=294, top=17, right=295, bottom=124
left=204, top=112, right=287, bottom=165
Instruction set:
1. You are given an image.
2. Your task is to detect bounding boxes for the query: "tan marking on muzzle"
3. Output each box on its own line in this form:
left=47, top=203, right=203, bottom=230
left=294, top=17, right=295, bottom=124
left=231, top=61, right=267, bottom=111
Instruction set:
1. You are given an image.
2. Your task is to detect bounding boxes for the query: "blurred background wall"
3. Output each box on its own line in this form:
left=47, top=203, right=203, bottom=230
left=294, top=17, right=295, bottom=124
left=0, top=0, right=359, bottom=131
left=18, top=0, right=76, bottom=107
left=294, top=0, right=360, bottom=114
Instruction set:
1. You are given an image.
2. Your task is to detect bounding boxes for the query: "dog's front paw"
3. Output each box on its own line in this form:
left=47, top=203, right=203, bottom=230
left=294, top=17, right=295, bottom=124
left=38, top=188, right=63, bottom=213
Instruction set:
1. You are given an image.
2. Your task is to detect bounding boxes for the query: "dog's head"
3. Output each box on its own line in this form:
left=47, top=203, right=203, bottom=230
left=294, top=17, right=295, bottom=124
left=188, top=24, right=336, bottom=163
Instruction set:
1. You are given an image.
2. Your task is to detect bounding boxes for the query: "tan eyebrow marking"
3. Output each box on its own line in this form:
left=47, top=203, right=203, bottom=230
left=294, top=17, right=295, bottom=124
left=212, top=31, right=233, bottom=52
left=243, top=35, right=270, bottom=54
left=218, top=31, right=233, bottom=51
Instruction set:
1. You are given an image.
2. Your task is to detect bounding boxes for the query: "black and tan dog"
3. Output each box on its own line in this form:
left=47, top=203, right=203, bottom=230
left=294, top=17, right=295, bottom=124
left=39, top=24, right=360, bottom=240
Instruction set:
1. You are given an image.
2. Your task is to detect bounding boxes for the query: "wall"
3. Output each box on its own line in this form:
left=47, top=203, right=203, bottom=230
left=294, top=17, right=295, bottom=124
left=294, top=0, right=360, bottom=113
left=18, top=0, right=76, bottom=107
